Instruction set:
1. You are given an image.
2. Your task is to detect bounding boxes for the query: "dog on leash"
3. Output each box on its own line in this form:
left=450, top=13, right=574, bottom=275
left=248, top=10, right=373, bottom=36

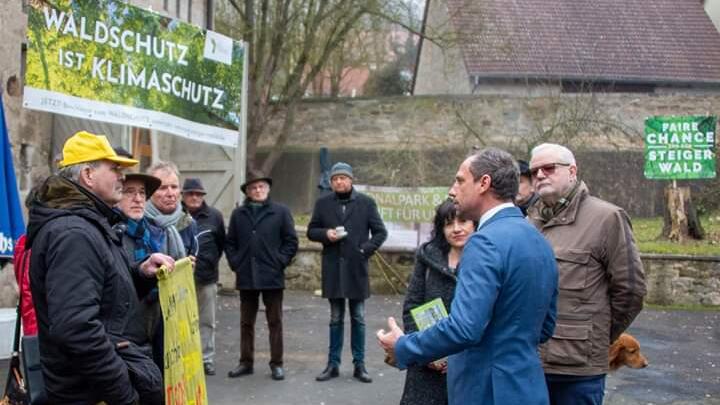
left=609, top=333, right=649, bottom=371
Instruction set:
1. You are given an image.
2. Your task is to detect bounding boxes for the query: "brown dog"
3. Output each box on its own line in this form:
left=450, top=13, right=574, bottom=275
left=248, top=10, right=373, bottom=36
left=609, top=333, right=649, bottom=371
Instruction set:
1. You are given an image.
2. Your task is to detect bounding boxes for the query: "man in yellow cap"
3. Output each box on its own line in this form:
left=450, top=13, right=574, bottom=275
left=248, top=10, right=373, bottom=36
left=26, top=131, right=175, bottom=405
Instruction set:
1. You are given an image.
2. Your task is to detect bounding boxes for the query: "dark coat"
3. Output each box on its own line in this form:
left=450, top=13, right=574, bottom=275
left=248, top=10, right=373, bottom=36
left=307, top=189, right=388, bottom=300
left=225, top=199, right=298, bottom=290
left=26, top=176, right=160, bottom=405
left=400, top=242, right=457, bottom=405
left=395, top=207, right=558, bottom=405
left=187, top=202, right=226, bottom=285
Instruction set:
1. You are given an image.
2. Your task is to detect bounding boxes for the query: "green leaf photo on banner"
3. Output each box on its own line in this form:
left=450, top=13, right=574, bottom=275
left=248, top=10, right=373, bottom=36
left=24, top=0, right=247, bottom=147
left=644, top=115, right=717, bottom=180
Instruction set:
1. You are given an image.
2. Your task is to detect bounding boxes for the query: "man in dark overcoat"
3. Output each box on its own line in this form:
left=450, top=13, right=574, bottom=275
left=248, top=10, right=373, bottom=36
left=307, top=162, right=388, bottom=383
left=182, top=178, right=226, bottom=376
left=225, top=172, right=298, bottom=381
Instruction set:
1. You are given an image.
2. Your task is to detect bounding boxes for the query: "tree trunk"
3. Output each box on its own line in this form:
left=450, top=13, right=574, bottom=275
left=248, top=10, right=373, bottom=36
left=662, top=185, right=704, bottom=242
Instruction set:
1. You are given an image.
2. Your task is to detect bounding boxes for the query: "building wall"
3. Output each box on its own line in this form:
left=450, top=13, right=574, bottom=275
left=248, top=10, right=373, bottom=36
left=0, top=1, right=53, bottom=207
left=705, top=0, right=720, bottom=33
left=413, top=0, right=472, bottom=95
left=130, top=0, right=210, bottom=28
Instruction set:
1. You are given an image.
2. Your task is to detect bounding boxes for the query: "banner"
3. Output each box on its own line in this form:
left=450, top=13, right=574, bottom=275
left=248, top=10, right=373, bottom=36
left=355, top=185, right=449, bottom=249
left=24, top=0, right=246, bottom=147
left=0, top=94, right=25, bottom=258
left=644, top=116, right=717, bottom=180
left=158, top=258, right=207, bottom=405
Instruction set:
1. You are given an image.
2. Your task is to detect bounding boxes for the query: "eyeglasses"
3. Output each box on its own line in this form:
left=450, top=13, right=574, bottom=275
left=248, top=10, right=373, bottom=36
left=530, top=163, right=571, bottom=178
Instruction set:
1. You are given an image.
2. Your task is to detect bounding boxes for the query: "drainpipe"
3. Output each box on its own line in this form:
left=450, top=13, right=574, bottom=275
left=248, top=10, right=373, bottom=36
left=206, top=0, right=214, bottom=30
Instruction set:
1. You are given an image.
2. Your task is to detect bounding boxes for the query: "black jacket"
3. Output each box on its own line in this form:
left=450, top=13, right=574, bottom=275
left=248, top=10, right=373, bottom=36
left=225, top=199, right=298, bottom=290
left=400, top=241, right=457, bottom=405
left=26, top=176, right=160, bottom=405
left=186, top=202, right=225, bottom=285
left=307, top=189, right=388, bottom=300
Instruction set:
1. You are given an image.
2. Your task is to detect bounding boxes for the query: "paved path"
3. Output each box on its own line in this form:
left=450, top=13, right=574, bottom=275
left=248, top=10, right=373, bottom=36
left=207, top=291, right=720, bottom=405
left=1, top=291, right=716, bottom=404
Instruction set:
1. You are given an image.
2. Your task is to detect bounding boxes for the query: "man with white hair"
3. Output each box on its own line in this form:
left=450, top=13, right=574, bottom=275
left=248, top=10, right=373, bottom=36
left=527, top=143, right=647, bottom=405
left=143, top=160, right=199, bottom=372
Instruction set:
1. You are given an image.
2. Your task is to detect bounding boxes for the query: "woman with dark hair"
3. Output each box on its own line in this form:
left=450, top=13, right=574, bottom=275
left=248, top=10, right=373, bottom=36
left=399, top=200, right=477, bottom=405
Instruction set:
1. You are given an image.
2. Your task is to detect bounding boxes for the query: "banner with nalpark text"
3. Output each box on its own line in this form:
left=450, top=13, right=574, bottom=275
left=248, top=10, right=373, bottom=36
left=24, top=0, right=246, bottom=147
left=355, top=185, right=449, bottom=250
left=644, top=116, right=716, bottom=180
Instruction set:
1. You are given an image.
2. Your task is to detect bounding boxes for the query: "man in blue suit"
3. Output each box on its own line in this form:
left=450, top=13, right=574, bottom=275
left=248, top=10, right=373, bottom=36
left=378, top=147, right=558, bottom=405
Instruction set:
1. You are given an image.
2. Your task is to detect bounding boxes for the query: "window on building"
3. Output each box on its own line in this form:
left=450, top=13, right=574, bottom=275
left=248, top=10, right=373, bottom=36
left=561, top=81, right=656, bottom=93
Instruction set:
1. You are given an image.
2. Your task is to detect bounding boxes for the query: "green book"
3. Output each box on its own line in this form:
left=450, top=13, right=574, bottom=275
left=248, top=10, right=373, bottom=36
left=410, top=298, right=448, bottom=331
left=409, top=298, right=449, bottom=368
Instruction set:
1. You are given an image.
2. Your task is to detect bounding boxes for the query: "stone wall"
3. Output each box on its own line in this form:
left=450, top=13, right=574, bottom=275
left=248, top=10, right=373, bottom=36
left=280, top=245, right=720, bottom=307
left=255, top=93, right=720, bottom=217
left=265, top=94, right=720, bottom=151
left=643, top=254, right=720, bottom=306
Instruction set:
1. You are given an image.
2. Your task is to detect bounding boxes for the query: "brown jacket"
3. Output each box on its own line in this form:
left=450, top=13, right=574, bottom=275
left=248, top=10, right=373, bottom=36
left=528, top=181, right=646, bottom=376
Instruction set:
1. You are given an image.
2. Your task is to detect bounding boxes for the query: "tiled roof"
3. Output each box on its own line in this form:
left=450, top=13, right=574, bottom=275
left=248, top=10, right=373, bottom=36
left=445, top=0, right=720, bottom=83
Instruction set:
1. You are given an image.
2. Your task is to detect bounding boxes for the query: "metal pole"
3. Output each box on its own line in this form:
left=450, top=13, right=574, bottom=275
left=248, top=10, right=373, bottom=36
left=233, top=41, right=249, bottom=206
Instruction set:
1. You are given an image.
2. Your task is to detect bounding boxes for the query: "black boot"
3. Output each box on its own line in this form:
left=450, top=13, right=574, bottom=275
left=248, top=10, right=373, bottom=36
left=203, top=362, right=216, bottom=376
left=315, top=364, right=339, bottom=381
left=228, top=363, right=254, bottom=378
left=271, top=366, right=285, bottom=381
left=353, top=364, right=372, bottom=383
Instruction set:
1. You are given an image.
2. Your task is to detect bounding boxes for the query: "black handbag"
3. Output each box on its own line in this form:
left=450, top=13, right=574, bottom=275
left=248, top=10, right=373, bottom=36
left=2, top=351, right=28, bottom=405
left=2, top=274, right=29, bottom=405
left=7, top=250, right=47, bottom=405
left=20, top=336, right=45, bottom=405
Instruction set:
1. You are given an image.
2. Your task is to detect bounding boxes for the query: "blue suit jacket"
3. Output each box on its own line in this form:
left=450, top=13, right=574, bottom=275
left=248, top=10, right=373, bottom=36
left=395, top=206, right=558, bottom=405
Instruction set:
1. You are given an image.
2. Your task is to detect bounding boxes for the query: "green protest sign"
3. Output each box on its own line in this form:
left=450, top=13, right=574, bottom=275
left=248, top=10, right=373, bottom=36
left=357, top=185, right=449, bottom=223
left=355, top=185, right=450, bottom=250
left=24, top=0, right=246, bottom=147
left=644, top=116, right=716, bottom=180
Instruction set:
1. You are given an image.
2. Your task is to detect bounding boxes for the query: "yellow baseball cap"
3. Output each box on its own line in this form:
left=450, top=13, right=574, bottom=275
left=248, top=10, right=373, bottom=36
left=59, top=131, right=139, bottom=168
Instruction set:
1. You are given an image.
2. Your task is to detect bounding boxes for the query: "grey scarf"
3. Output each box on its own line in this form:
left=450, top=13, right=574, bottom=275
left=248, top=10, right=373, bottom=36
left=144, top=201, right=186, bottom=259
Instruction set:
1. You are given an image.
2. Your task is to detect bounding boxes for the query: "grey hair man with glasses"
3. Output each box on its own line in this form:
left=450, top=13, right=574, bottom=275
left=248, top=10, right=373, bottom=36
left=527, top=143, right=647, bottom=405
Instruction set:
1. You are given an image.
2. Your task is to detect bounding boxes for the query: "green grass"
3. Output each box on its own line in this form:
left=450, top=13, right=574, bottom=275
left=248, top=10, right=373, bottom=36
left=633, top=214, right=720, bottom=256
left=644, top=303, right=720, bottom=311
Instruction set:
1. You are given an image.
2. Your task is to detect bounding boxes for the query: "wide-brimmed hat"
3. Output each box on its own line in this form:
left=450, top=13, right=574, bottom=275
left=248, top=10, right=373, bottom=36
left=124, top=173, right=162, bottom=199
left=182, top=178, right=206, bottom=194
left=59, top=131, right=138, bottom=168
left=241, top=171, right=273, bottom=194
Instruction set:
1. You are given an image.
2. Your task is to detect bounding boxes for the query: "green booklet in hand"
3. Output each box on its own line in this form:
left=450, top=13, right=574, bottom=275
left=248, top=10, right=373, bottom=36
left=410, top=297, right=448, bottom=330
left=410, top=298, right=449, bottom=368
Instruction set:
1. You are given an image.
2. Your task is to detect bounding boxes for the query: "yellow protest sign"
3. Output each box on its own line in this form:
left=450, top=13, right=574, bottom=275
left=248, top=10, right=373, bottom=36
left=158, top=258, right=207, bottom=405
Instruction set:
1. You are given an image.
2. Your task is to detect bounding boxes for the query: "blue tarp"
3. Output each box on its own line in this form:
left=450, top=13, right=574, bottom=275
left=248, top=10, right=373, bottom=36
left=0, top=94, right=25, bottom=258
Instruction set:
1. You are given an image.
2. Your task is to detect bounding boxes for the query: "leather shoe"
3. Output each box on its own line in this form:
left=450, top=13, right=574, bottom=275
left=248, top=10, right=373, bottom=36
left=315, top=365, right=339, bottom=381
left=227, top=364, right=253, bottom=378
left=203, top=362, right=216, bottom=376
left=271, top=366, right=285, bottom=381
left=353, top=365, right=372, bottom=383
